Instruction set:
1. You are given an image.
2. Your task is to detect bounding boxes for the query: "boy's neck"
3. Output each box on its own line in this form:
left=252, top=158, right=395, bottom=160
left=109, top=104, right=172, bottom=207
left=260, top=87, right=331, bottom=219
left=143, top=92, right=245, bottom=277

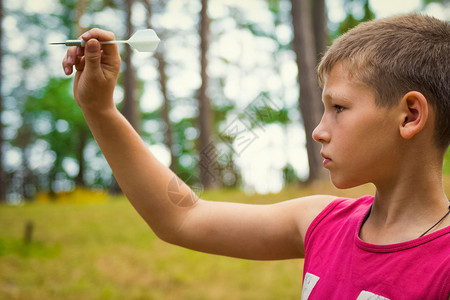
left=361, top=153, right=449, bottom=244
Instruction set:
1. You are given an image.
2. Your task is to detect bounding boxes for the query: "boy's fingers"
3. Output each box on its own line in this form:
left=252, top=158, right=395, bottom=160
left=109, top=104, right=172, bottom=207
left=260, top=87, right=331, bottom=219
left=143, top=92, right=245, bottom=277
left=63, top=54, right=73, bottom=75
left=81, top=28, right=118, bottom=56
left=81, top=28, right=116, bottom=40
left=63, top=56, right=72, bottom=75
left=63, top=46, right=80, bottom=75
left=75, top=56, right=85, bottom=71
left=77, top=45, right=84, bottom=56
left=63, top=28, right=120, bottom=77
left=82, top=39, right=101, bottom=74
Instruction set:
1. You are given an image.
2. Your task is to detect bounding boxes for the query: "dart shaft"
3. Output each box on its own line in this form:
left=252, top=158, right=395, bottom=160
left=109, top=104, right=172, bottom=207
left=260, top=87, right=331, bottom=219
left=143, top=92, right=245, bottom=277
left=49, top=29, right=160, bottom=52
left=50, top=40, right=127, bottom=47
left=100, top=40, right=127, bottom=45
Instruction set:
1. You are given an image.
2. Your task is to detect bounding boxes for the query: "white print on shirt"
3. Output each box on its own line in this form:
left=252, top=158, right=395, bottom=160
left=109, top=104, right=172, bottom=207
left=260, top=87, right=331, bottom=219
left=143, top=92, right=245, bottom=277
left=301, top=273, right=390, bottom=300
left=301, top=272, right=320, bottom=300
left=357, top=291, right=390, bottom=300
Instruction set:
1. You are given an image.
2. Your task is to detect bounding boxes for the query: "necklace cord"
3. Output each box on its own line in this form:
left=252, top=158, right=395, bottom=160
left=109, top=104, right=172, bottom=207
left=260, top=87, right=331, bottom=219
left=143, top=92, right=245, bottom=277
left=419, top=204, right=450, bottom=238
left=362, top=203, right=450, bottom=238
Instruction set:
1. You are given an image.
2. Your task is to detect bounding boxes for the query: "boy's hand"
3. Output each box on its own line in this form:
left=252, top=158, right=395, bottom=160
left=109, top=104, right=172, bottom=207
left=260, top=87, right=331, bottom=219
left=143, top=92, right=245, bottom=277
left=62, top=28, right=121, bottom=113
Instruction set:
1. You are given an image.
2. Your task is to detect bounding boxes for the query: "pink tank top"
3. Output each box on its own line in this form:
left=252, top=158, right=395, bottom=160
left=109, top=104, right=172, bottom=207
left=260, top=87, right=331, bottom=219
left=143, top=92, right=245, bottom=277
left=302, top=196, right=450, bottom=299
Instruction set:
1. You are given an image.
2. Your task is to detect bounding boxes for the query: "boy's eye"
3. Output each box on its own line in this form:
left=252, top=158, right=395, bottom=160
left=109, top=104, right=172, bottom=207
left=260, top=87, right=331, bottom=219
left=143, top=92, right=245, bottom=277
left=334, top=105, right=345, bottom=113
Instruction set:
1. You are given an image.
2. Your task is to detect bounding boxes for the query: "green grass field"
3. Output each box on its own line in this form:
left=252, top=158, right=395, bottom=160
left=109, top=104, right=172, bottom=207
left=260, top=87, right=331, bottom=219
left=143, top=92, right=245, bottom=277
left=1, top=179, right=448, bottom=299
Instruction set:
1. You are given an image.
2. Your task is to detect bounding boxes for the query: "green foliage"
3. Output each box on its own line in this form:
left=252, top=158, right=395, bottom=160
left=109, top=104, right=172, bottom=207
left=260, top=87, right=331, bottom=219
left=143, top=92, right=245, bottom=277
left=249, top=106, right=290, bottom=125
left=422, top=0, right=447, bottom=5
left=334, top=0, right=376, bottom=38
left=444, top=149, right=450, bottom=174
left=283, top=163, right=300, bottom=184
left=22, top=77, right=94, bottom=191
left=25, top=77, right=85, bottom=128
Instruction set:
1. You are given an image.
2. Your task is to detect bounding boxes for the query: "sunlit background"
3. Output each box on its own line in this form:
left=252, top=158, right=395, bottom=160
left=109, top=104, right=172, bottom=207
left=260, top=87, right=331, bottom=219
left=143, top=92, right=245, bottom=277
left=2, top=0, right=449, bottom=202
left=1, top=1, right=449, bottom=299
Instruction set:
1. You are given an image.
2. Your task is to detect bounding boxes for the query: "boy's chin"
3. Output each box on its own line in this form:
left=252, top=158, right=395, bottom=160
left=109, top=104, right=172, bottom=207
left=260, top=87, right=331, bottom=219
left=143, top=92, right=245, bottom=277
left=330, top=175, right=364, bottom=190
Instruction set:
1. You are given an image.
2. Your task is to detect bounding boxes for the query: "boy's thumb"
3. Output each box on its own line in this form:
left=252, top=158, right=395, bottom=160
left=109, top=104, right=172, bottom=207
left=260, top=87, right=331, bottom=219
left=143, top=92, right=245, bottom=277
left=83, top=39, right=101, bottom=72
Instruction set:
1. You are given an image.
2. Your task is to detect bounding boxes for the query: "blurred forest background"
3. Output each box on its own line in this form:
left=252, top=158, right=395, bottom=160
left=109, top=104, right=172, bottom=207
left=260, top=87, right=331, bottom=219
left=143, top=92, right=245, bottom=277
left=0, top=0, right=449, bottom=203
left=0, top=1, right=449, bottom=299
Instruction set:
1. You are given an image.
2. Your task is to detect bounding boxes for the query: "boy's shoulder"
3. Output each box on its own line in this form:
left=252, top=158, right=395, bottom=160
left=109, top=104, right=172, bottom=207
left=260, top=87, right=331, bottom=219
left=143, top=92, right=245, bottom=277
left=304, top=195, right=373, bottom=245
left=313, top=195, right=373, bottom=223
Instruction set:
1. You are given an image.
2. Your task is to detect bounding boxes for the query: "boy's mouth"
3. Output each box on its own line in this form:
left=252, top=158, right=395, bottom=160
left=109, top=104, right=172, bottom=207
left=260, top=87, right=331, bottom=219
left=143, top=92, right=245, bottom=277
left=321, top=153, right=332, bottom=168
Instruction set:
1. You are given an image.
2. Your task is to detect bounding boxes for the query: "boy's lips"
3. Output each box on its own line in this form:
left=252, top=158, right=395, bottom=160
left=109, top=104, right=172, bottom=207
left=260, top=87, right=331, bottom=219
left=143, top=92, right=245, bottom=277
left=321, top=152, right=332, bottom=168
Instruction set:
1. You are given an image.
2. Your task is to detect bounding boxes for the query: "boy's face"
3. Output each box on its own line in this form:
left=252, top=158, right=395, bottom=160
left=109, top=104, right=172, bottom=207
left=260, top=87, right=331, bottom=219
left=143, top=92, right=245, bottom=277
left=313, top=62, right=402, bottom=189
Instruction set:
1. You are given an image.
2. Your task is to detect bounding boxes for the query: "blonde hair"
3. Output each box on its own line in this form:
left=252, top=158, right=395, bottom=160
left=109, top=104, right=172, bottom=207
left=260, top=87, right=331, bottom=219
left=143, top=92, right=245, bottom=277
left=318, top=14, right=450, bottom=149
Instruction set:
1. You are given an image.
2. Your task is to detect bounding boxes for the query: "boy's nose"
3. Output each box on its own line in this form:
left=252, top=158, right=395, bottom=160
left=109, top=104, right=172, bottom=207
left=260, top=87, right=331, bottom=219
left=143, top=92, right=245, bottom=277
left=312, top=119, right=330, bottom=144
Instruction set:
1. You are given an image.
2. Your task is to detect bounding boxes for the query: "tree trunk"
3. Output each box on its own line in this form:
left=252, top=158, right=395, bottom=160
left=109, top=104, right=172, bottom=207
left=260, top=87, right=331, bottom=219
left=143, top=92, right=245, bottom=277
left=109, top=0, right=138, bottom=194
left=157, top=53, right=178, bottom=172
left=311, top=0, right=327, bottom=63
left=75, top=0, right=88, bottom=35
left=0, top=0, right=5, bottom=202
left=198, top=0, right=219, bottom=188
left=142, top=0, right=177, bottom=173
left=74, top=1, right=88, bottom=188
left=121, top=0, right=139, bottom=131
left=290, top=0, right=327, bottom=182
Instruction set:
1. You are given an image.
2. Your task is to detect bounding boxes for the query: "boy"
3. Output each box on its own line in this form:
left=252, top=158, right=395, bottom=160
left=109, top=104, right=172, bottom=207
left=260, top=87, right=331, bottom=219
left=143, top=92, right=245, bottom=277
left=62, top=13, right=449, bottom=299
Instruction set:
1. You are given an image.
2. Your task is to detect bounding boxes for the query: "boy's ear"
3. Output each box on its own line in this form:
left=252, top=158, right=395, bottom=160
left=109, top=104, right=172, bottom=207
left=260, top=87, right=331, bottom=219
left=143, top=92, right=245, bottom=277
left=399, top=91, right=428, bottom=140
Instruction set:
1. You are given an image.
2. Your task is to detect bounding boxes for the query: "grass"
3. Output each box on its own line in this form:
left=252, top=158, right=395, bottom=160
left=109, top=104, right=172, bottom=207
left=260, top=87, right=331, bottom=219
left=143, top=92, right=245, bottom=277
left=1, top=177, right=449, bottom=299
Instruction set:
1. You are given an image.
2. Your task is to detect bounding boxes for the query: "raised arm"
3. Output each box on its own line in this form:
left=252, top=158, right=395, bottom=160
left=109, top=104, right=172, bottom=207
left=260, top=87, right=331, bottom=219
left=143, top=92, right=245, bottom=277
left=63, top=28, right=336, bottom=260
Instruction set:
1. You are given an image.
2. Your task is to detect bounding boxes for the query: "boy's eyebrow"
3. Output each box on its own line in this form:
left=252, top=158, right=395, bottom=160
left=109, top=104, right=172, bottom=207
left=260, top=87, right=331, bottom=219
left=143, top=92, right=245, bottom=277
left=322, top=92, right=352, bottom=104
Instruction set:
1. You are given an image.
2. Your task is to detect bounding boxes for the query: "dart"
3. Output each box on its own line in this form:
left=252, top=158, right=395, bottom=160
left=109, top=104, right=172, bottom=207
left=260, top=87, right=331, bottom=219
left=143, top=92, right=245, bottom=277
left=49, top=29, right=160, bottom=52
